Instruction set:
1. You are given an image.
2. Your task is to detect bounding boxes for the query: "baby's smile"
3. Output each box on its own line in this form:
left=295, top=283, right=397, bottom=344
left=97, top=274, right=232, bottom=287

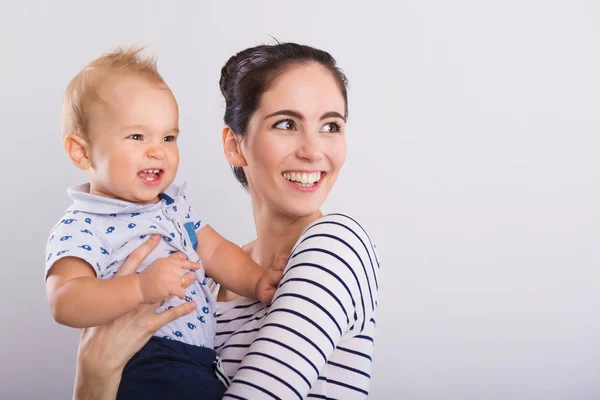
left=138, top=168, right=164, bottom=186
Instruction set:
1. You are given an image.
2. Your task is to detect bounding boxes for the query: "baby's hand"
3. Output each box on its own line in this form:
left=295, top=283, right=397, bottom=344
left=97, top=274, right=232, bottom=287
left=255, top=256, right=287, bottom=304
left=138, top=255, right=200, bottom=304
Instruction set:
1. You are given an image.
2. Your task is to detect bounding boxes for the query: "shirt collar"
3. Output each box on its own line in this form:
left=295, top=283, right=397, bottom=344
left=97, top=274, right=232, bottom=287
left=66, top=182, right=186, bottom=215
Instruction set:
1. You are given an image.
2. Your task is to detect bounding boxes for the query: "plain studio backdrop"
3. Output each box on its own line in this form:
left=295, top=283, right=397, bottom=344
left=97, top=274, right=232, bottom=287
left=0, top=1, right=598, bottom=399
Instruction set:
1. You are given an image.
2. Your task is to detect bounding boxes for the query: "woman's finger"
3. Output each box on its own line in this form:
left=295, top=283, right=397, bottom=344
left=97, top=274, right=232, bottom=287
left=150, top=301, right=196, bottom=331
left=117, top=235, right=161, bottom=276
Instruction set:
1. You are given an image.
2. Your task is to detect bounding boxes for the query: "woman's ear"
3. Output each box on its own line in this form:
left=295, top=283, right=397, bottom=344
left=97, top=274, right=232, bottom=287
left=222, top=127, right=247, bottom=167
left=64, top=134, right=92, bottom=170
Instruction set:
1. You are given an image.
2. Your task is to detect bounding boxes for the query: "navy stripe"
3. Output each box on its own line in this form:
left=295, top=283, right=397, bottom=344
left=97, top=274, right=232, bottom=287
left=216, top=330, right=237, bottom=336
left=292, top=248, right=366, bottom=331
left=246, top=351, right=312, bottom=388
left=337, top=346, right=372, bottom=361
left=221, top=359, right=243, bottom=364
left=217, top=310, right=269, bottom=325
left=327, top=360, right=371, bottom=378
left=232, top=301, right=261, bottom=310
left=254, top=337, right=320, bottom=376
left=306, top=395, right=329, bottom=399
left=215, top=366, right=231, bottom=388
left=216, top=342, right=251, bottom=352
left=329, top=213, right=380, bottom=267
left=217, top=309, right=267, bottom=324
left=279, top=277, right=350, bottom=325
left=217, top=327, right=260, bottom=337
left=307, top=219, right=379, bottom=290
left=262, top=323, right=327, bottom=362
left=326, top=378, right=369, bottom=395
left=282, top=263, right=356, bottom=312
left=269, top=308, right=335, bottom=348
left=301, top=233, right=374, bottom=312
left=237, top=366, right=303, bottom=400
left=228, top=379, right=279, bottom=399
left=355, top=335, right=374, bottom=343
left=271, top=293, right=342, bottom=337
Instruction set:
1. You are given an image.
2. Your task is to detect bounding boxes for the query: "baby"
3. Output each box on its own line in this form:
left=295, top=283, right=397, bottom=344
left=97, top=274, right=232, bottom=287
left=45, top=47, right=280, bottom=399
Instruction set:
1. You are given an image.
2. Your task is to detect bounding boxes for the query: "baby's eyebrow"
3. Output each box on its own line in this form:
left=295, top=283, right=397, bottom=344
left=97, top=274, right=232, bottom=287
left=121, top=124, right=146, bottom=131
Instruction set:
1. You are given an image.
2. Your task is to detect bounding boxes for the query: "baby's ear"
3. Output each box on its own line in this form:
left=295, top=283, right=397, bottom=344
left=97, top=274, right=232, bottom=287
left=222, top=127, right=247, bottom=167
left=63, top=134, right=91, bottom=170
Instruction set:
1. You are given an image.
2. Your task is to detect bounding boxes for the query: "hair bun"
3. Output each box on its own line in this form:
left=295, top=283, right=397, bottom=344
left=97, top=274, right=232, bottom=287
left=219, top=54, right=239, bottom=99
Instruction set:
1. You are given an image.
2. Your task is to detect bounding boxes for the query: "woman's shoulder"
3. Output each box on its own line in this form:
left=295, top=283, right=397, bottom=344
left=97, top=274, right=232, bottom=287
left=290, top=212, right=380, bottom=323
left=300, top=213, right=378, bottom=252
left=292, top=212, right=380, bottom=278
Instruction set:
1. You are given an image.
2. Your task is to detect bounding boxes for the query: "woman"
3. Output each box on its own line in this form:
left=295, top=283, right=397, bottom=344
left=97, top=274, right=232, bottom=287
left=74, top=42, right=379, bottom=399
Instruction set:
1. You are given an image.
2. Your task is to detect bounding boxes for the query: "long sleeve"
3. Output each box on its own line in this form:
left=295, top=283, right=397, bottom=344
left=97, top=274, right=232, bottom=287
left=224, top=214, right=380, bottom=399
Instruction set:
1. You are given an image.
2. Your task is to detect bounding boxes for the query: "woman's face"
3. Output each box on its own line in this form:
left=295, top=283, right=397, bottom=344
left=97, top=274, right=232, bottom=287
left=240, top=62, right=347, bottom=218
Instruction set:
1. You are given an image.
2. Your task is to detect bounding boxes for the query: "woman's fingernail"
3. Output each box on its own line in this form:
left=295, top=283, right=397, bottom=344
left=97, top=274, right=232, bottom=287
left=178, top=253, right=186, bottom=259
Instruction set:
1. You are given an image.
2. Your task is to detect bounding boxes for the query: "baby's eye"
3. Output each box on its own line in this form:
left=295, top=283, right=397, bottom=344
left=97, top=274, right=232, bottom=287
left=321, top=122, right=342, bottom=133
left=273, top=119, right=297, bottom=131
left=127, top=134, right=143, bottom=141
left=163, top=135, right=177, bottom=142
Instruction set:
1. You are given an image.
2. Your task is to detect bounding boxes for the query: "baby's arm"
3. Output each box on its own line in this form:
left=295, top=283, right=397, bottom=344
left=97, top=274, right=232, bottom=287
left=46, top=234, right=200, bottom=328
left=46, top=257, right=145, bottom=328
left=196, top=225, right=281, bottom=303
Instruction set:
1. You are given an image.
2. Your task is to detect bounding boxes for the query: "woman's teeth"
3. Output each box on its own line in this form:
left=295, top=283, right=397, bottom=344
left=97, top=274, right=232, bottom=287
left=283, top=172, right=321, bottom=187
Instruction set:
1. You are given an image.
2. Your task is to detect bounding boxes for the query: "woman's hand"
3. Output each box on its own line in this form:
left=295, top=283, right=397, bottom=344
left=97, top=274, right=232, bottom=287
left=73, top=235, right=197, bottom=400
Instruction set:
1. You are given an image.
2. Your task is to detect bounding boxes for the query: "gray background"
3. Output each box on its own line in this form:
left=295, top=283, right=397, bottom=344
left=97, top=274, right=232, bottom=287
left=1, top=1, right=598, bottom=399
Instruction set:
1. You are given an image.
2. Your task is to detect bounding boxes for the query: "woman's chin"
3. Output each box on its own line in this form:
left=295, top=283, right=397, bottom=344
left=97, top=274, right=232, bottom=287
left=281, top=203, right=323, bottom=219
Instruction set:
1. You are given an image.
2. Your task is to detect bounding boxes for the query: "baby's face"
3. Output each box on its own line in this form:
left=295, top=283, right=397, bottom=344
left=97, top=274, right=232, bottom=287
left=85, top=74, right=180, bottom=204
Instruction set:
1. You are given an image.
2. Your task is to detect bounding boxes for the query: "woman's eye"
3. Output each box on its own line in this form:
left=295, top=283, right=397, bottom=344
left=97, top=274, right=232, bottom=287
left=321, top=122, right=342, bottom=133
left=273, top=119, right=296, bottom=131
left=163, top=135, right=177, bottom=142
left=127, top=134, right=143, bottom=141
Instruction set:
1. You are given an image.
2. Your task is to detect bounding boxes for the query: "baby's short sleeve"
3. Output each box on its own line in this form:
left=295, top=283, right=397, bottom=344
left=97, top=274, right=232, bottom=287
left=45, top=214, right=111, bottom=279
left=183, top=193, right=206, bottom=233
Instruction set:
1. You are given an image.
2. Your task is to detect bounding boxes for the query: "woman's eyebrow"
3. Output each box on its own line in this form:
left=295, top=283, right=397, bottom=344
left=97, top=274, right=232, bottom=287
left=264, top=110, right=346, bottom=122
left=264, top=109, right=303, bottom=120
left=320, top=111, right=346, bottom=122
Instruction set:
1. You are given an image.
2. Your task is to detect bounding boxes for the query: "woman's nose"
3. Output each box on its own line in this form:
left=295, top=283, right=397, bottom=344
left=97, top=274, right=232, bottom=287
left=297, top=134, right=324, bottom=162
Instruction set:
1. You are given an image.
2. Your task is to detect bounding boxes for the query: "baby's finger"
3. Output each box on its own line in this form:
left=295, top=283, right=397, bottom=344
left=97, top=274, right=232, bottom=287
left=181, top=271, right=196, bottom=289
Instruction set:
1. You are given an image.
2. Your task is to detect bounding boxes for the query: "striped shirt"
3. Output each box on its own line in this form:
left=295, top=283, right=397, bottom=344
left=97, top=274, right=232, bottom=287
left=215, top=213, right=380, bottom=399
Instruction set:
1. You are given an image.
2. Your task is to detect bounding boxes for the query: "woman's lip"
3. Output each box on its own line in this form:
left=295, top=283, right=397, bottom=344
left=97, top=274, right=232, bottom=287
left=282, top=171, right=326, bottom=192
left=282, top=170, right=326, bottom=173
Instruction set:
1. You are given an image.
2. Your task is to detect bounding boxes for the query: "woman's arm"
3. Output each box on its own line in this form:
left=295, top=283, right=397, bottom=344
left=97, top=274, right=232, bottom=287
left=224, top=214, right=380, bottom=399
left=72, top=237, right=198, bottom=400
